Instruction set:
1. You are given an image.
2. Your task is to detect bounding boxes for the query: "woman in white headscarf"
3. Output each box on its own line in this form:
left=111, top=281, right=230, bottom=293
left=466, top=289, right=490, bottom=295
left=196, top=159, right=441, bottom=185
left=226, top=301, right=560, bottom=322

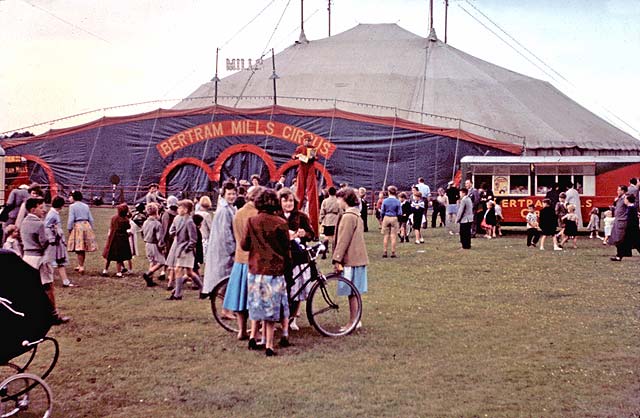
left=202, top=183, right=237, bottom=298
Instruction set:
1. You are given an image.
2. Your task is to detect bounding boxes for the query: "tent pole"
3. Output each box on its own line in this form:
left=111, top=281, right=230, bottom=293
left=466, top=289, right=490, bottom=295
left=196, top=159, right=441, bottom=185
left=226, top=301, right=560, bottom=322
left=452, top=119, right=461, bottom=181
left=328, top=0, right=331, bottom=37
left=444, top=0, right=449, bottom=43
left=270, top=48, right=278, bottom=105
left=214, top=48, right=219, bottom=105
left=429, top=0, right=434, bottom=30
left=382, top=109, right=398, bottom=191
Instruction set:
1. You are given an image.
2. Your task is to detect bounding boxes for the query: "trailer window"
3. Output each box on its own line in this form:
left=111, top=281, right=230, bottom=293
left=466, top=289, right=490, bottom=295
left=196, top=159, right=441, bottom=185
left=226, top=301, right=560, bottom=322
left=509, top=175, right=529, bottom=195
left=536, top=175, right=555, bottom=195
left=573, top=175, right=584, bottom=194
left=558, top=175, right=572, bottom=191
left=474, top=175, right=492, bottom=191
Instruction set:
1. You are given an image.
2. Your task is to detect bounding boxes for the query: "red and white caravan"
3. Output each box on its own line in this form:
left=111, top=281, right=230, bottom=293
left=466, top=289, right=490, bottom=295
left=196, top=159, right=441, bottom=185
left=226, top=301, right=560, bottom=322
left=460, top=156, right=640, bottom=225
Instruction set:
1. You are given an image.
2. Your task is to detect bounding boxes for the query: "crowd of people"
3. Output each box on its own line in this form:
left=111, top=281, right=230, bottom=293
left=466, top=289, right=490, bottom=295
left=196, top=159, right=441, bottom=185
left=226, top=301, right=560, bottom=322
left=0, top=179, right=370, bottom=357
left=2, top=173, right=639, bottom=348
left=369, top=176, right=640, bottom=258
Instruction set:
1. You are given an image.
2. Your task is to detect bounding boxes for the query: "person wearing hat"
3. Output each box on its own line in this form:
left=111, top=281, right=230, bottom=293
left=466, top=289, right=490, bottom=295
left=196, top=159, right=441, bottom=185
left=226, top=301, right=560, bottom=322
left=15, top=183, right=44, bottom=229
left=292, top=135, right=319, bottom=216
left=145, top=183, right=166, bottom=206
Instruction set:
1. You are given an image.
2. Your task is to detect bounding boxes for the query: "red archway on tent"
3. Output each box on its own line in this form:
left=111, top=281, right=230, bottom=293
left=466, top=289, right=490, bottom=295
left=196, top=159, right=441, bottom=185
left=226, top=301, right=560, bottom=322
left=211, top=144, right=278, bottom=182
left=276, top=160, right=334, bottom=188
left=159, top=157, right=216, bottom=195
left=22, top=154, right=58, bottom=197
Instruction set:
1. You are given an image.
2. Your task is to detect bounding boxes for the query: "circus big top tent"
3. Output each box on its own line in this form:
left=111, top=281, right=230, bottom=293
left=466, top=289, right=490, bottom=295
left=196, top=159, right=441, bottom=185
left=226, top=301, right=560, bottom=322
left=2, top=23, right=638, bottom=200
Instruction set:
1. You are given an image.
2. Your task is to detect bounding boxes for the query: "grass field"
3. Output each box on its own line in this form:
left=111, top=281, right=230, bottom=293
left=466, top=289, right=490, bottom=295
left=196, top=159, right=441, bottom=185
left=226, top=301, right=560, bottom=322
left=4, top=207, right=640, bottom=417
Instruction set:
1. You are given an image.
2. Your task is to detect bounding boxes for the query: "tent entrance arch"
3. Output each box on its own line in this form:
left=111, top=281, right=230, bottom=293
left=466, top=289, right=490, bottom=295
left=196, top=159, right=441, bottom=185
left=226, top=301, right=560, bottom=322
left=159, top=157, right=216, bottom=196
left=22, top=155, right=58, bottom=199
left=211, top=144, right=278, bottom=184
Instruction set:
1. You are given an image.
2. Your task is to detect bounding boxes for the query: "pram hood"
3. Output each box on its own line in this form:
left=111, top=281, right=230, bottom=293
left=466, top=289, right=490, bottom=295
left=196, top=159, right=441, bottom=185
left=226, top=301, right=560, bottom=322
left=0, top=249, right=54, bottom=364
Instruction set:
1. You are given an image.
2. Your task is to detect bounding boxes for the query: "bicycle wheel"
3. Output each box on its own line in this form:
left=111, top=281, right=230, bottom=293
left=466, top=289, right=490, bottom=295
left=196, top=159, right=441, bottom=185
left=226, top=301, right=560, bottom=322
left=0, top=373, right=53, bottom=418
left=306, top=273, right=362, bottom=337
left=210, top=278, right=249, bottom=334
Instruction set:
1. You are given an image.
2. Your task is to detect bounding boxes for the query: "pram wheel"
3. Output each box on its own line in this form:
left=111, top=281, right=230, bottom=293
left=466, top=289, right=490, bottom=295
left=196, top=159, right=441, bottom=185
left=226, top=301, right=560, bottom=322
left=0, top=372, right=53, bottom=418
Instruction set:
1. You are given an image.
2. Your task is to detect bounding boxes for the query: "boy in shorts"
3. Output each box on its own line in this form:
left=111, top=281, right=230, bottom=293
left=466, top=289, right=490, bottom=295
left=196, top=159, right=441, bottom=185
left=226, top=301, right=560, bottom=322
left=20, top=197, right=70, bottom=325
left=141, top=202, right=163, bottom=287
left=380, top=185, right=402, bottom=258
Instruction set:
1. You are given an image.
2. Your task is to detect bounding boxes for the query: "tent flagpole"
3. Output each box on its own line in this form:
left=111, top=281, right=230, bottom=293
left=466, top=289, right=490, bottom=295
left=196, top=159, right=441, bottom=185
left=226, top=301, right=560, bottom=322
left=382, top=109, right=398, bottom=190
left=269, top=48, right=279, bottom=105
left=214, top=48, right=220, bottom=105
left=452, top=119, right=461, bottom=181
left=444, top=0, right=449, bottom=43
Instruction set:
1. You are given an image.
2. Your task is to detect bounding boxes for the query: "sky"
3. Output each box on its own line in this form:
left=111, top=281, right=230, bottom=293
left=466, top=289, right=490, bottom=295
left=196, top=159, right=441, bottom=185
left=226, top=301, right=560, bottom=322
left=1, top=0, right=639, bottom=139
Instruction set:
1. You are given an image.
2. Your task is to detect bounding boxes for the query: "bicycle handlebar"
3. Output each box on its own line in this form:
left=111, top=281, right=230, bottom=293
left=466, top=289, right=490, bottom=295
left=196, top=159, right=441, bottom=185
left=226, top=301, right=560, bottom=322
left=304, top=242, right=327, bottom=260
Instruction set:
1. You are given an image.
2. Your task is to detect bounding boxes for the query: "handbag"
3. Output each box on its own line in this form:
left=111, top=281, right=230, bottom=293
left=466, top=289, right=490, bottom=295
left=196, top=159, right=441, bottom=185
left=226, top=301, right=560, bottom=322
left=0, top=205, right=10, bottom=223
left=481, top=219, right=489, bottom=229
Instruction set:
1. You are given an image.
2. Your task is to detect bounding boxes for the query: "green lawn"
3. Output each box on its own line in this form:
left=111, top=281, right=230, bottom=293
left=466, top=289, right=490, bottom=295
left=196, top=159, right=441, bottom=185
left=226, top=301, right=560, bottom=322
left=5, top=207, right=640, bottom=417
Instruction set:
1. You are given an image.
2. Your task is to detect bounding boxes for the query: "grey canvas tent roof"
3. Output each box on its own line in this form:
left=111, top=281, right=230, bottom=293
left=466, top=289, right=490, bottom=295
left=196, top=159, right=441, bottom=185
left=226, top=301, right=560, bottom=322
left=175, top=23, right=640, bottom=155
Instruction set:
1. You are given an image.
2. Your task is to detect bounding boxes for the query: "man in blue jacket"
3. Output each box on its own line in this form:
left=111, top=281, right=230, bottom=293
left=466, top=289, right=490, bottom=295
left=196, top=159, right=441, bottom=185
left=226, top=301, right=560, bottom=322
left=380, top=185, right=402, bottom=258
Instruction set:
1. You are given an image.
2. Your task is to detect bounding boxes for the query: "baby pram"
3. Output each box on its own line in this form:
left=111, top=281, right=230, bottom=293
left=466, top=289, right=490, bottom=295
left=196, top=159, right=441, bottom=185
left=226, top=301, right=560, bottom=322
left=1, top=249, right=59, bottom=417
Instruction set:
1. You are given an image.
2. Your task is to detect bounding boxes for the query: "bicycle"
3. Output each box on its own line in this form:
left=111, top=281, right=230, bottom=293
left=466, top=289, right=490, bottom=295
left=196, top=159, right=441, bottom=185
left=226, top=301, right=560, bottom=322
left=210, top=242, right=362, bottom=337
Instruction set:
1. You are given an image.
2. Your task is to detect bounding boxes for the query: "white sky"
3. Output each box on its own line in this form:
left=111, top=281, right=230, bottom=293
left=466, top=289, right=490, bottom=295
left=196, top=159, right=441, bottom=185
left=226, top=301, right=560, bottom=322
left=1, top=0, right=639, bottom=139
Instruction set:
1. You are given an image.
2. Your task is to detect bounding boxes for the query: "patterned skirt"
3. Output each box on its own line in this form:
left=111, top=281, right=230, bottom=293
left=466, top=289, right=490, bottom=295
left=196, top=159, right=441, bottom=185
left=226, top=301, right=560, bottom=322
left=67, top=221, right=97, bottom=252
left=247, top=272, right=289, bottom=322
left=223, top=262, right=248, bottom=312
left=338, top=266, right=368, bottom=296
left=289, top=263, right=310, bottom=301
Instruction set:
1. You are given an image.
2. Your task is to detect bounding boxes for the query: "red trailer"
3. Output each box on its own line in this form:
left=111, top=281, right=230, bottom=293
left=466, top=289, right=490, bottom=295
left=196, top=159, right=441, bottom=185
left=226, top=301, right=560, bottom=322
left=460, top=156, right=640, bottom=225
left=2, top=155, right=29, bottom=204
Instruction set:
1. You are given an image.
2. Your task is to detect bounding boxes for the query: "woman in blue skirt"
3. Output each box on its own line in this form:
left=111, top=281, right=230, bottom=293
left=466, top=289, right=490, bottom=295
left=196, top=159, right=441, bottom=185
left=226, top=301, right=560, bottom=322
left=223, top=186, right=260, bottom=340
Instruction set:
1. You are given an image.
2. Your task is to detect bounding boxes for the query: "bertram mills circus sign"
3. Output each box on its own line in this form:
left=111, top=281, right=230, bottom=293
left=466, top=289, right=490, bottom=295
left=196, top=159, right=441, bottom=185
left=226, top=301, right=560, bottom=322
left=156, top=120, right=337, bottom=159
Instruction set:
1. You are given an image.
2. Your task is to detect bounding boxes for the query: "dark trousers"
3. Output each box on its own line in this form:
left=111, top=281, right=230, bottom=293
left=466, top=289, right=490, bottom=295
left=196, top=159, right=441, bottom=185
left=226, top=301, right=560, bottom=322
left=471, top=211, right=482, bottom=237
left=431, top=204, right=446, bottom=228
left=526, top=228, right=540, bottom=246
left=361, top=211, right=368, bottom=232
left=459, top=222, right=472, bottom=249
left=616, top=242, right=632, bottom=258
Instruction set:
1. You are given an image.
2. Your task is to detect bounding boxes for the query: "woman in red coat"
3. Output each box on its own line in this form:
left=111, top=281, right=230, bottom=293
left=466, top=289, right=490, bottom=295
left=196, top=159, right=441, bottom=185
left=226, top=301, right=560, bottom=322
left=102, top=204, right=133, bottom=277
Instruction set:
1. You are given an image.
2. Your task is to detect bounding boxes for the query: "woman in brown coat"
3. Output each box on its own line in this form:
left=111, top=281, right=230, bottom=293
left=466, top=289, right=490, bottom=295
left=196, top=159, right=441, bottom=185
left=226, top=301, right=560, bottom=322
left=102, top=204, right=133, bottom=277
left=241, top=188, right=291, bottom=357
left=332, top=187, right=369, bottom=329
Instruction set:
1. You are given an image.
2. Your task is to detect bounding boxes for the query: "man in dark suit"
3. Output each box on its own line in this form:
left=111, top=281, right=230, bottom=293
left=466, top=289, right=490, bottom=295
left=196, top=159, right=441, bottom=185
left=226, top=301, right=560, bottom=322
left=456, top=187, right=474, bottom=250
left=464, top=179, right=480, bottom=237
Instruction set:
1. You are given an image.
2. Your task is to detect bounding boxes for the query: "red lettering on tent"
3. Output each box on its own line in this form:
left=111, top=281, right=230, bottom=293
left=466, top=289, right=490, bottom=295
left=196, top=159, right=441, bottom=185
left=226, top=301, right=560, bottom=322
left=156, top=120, right=336, bottom=159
